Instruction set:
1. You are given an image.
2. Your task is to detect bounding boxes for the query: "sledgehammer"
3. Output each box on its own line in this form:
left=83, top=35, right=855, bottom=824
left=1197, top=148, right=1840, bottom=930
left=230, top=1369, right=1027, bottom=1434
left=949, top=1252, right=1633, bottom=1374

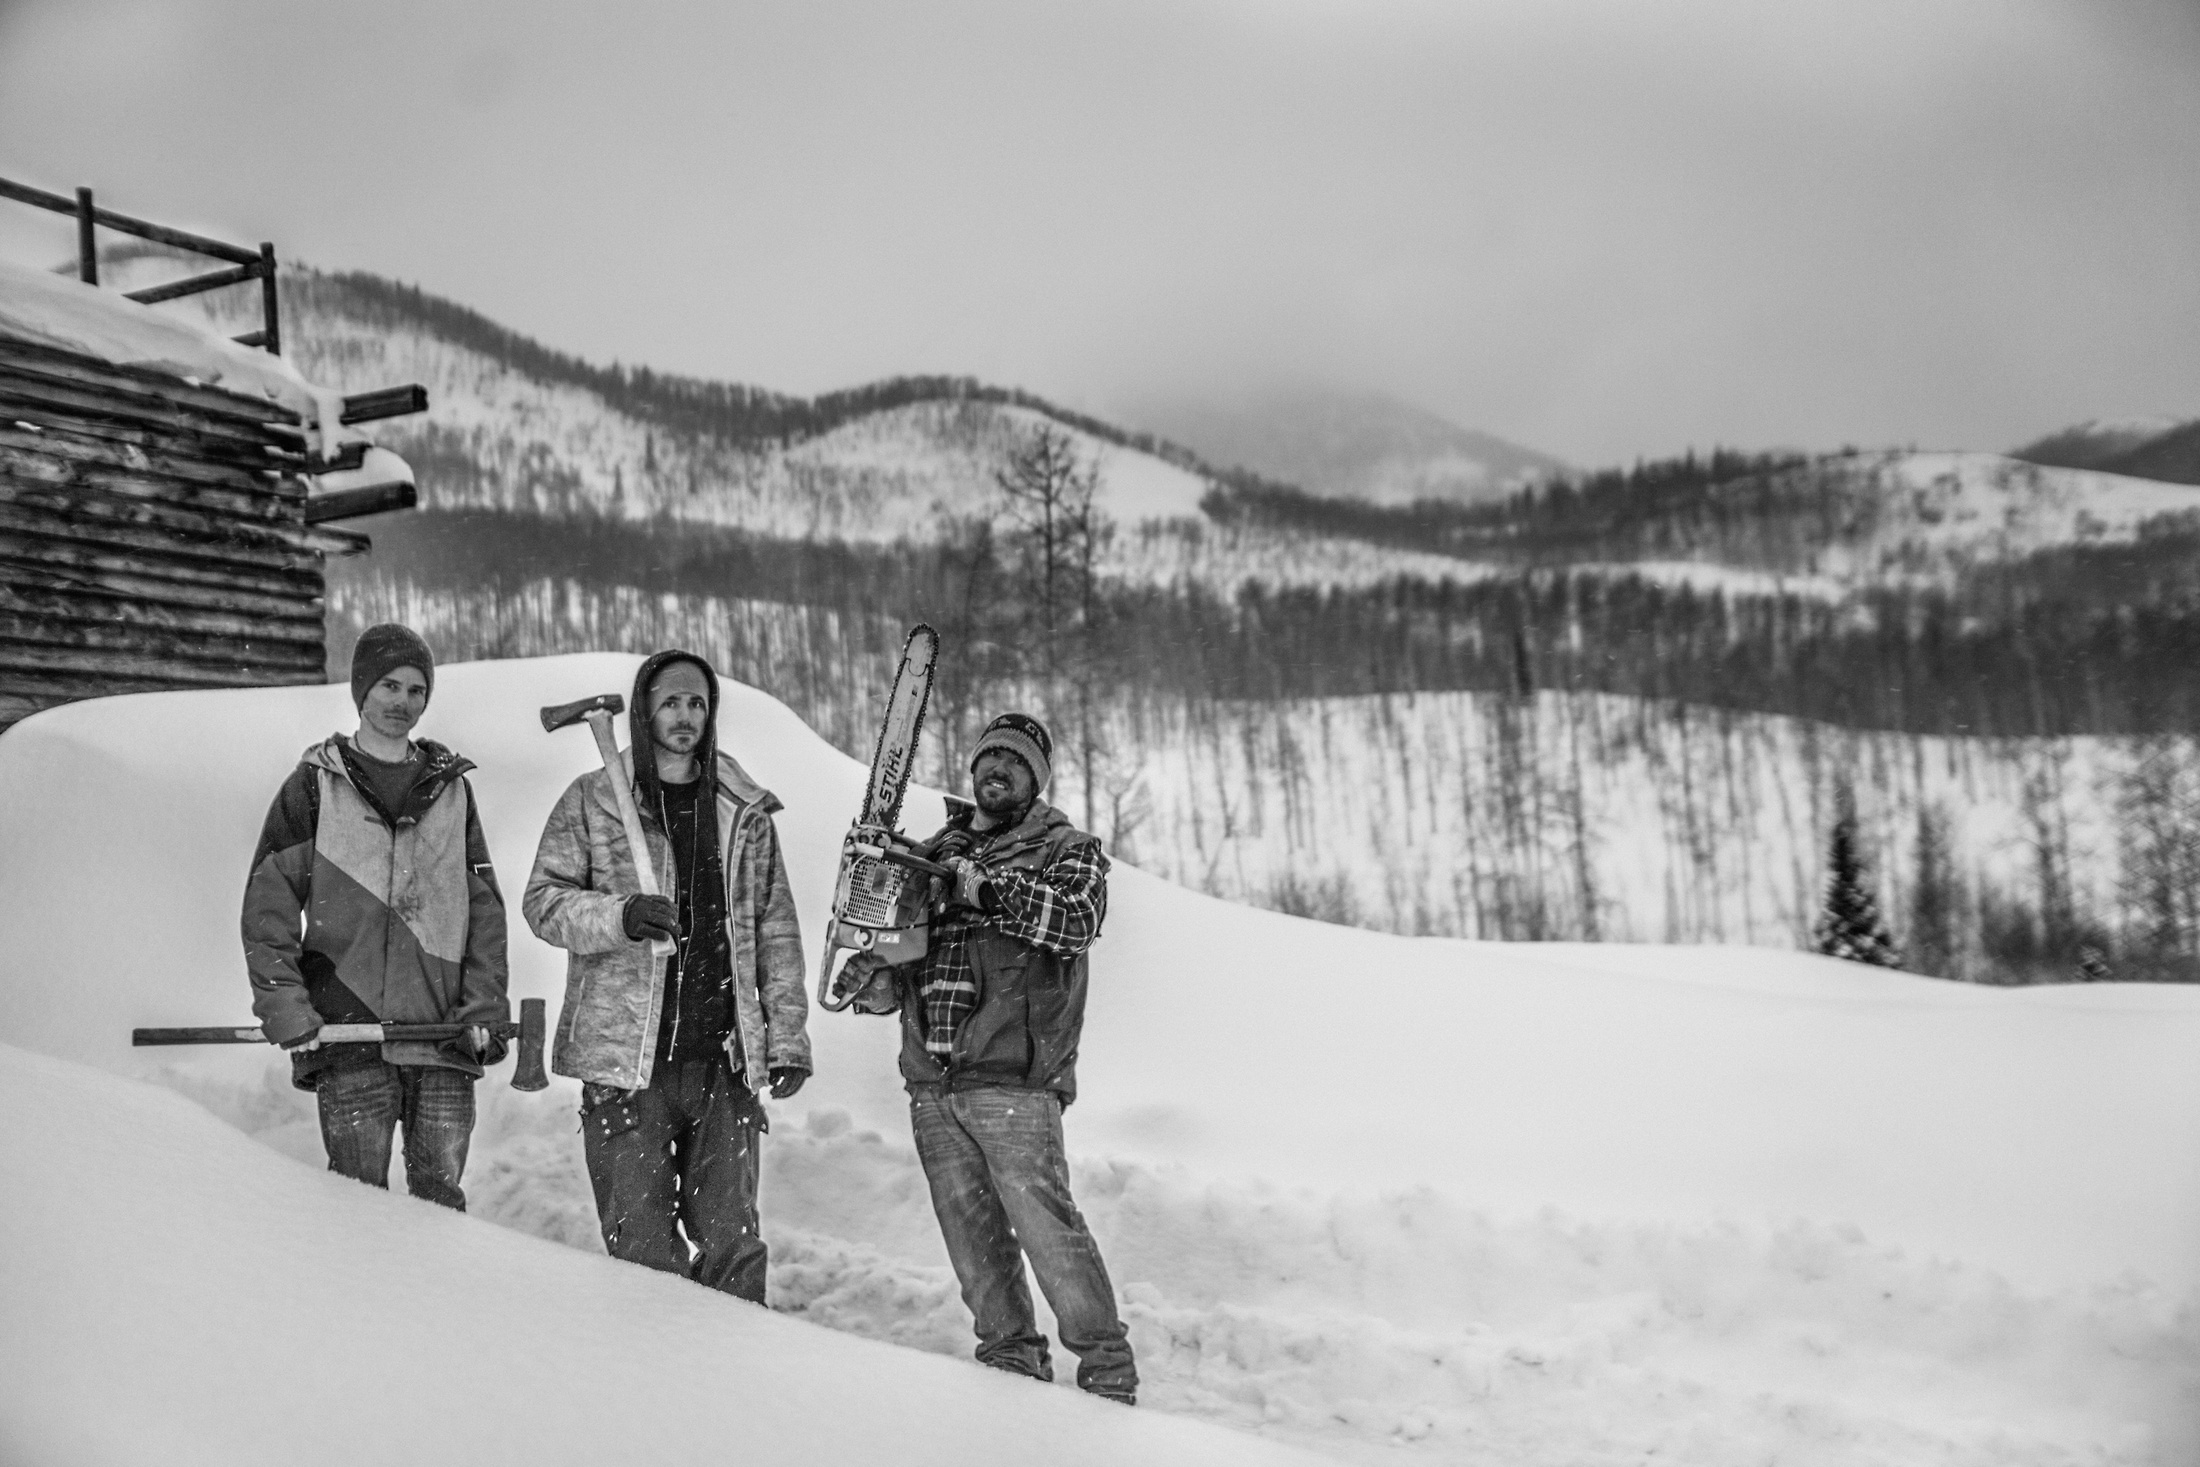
left=134, top=998, right=550, bottom=1091
left=539, top=692, right=674, bottom=961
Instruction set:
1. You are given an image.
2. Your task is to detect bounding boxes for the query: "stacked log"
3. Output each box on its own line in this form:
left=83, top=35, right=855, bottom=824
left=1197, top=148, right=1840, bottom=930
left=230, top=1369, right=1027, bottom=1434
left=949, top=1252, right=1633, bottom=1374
left=0, top=333, right=361, bottom=731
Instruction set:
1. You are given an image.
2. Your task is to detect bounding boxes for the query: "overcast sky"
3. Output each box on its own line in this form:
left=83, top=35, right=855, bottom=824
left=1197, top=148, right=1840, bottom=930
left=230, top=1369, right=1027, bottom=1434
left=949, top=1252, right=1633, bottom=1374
left=2, top=0, right=2195, bottom=466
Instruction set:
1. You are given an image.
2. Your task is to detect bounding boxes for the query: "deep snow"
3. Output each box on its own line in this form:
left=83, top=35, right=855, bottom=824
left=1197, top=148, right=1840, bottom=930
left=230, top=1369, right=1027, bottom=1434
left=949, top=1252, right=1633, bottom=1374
left=2, top=654, right=2195, bottom=1464
left=0, top=1042, right=1322, bottom=1467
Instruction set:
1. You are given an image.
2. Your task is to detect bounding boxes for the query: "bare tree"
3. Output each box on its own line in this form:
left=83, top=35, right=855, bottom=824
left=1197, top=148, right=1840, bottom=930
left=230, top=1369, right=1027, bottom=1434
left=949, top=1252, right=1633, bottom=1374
left=1906, top=802, right=1963, bottom=979
left=994, top=421, right=1102, bottom=682
left=994, top=421, right=1114, bottom=830
left=2113, top=738, right=2200, bottom=981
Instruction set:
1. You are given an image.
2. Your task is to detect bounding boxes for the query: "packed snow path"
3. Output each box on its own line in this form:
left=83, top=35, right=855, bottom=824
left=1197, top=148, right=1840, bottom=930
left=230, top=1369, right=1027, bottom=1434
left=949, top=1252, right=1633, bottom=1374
left=2, top=655, right=2194, bottom=1465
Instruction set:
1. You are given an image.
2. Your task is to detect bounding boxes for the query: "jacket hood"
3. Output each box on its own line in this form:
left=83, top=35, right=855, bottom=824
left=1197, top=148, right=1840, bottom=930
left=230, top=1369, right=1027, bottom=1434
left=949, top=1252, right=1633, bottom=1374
left=601, top=746, right=783, bottom=821
left=630, top=650, right=721, bottom=826
left=305, top=735, right=474, bottom=823
left=308, top=730, right=470, bottom=778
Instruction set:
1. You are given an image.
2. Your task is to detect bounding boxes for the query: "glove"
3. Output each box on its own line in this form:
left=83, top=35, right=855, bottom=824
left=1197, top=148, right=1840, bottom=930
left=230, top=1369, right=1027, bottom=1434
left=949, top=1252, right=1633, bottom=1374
left=281, top=1026, right=323, bottom=1053
left=929, top=828, right=978, bottom=863
left=829, top=951, right=887, bottom=1002
left=623, top=893, right=679, bottom=943
left=944, top=856, right=989, bottom=911
left=769, top=1066, right=809, bottom=1100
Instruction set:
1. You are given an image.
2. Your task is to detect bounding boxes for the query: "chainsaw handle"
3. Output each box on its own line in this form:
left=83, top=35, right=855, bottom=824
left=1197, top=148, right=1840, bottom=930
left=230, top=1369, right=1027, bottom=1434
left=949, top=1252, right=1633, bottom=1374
left=851, top=841, right=954, bottom=880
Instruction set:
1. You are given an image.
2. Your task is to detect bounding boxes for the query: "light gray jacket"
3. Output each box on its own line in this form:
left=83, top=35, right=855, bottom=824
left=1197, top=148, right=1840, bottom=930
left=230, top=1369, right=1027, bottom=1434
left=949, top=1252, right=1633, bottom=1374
left=523, top=747, right=810, bottom=1093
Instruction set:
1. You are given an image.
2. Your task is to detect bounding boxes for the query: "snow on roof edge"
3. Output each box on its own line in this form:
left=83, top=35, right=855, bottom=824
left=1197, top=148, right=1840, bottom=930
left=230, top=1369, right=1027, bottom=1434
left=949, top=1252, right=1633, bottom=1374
left=0, top=256, right=347, bottom=453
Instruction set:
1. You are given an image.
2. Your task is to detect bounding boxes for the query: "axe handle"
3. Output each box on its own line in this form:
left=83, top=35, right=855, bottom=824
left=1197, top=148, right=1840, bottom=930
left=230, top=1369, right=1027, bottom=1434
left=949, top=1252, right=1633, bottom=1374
left=585, top=709, right=675, bottom=961
left=133, top=1021, right=517, bottom=1043
left=133, top=1001, right=549, bottom=1092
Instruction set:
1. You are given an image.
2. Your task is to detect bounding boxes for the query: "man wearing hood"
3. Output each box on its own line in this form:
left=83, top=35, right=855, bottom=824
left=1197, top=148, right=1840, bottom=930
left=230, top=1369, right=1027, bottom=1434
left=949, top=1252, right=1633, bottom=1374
left=240, top=623, right=510, bottom=1210
left=833, top=712, right=1138, bottom=1404
left=524, top=650, right=811, bottom=1303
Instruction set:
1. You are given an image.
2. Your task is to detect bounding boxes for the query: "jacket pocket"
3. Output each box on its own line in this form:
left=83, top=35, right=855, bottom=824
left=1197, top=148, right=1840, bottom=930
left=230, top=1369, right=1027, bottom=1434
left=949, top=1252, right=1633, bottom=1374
left=580, top=1083, right=644, bottom=1143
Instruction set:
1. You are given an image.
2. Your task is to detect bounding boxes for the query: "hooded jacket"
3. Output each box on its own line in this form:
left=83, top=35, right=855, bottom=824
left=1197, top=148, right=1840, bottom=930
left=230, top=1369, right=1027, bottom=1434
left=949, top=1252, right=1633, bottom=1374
left=522, top=653, right=810, bottom=1093
left=241, top=735, right=510, bottom=1088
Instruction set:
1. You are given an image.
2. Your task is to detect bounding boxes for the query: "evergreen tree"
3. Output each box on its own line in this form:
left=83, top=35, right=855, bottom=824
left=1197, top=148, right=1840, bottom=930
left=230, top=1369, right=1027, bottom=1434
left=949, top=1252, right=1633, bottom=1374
left=1815, top=788, right=1902, bottom=967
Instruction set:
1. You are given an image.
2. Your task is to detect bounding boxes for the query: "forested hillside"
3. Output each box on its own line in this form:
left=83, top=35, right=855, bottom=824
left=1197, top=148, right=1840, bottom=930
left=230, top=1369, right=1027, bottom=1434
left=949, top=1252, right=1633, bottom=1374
left=114, top=252, right=2200, bottom=980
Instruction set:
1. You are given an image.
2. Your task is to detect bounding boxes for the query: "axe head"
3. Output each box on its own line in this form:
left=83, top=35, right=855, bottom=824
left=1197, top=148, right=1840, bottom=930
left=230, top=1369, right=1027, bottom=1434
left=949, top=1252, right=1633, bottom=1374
left=540, top=693, right=624, bottom=732
left=509, top=998, right=549, bottom=1092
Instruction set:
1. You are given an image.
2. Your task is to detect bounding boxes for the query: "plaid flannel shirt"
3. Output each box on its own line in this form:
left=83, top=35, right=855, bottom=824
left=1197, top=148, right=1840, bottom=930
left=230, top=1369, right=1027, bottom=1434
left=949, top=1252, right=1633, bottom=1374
left=918, top=832, right=1108, bottom=1061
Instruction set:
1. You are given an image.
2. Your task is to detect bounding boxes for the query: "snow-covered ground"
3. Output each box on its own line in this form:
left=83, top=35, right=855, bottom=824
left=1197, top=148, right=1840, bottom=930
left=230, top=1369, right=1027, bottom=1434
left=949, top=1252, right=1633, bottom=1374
left=2, top=656, right=2195, bottom=1465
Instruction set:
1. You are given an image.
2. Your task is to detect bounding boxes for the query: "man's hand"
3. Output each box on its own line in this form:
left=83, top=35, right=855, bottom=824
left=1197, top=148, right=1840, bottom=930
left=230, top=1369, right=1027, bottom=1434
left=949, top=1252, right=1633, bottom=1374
left=468, top=1025, right=493, bottom=1058
left=281, top=1027, right=322, bottom=1053
left=622, top=893, right=679, bottom=943
left=830, top=951, right=887, bottom=1002
left=929, top=828, right=977, bottom=864
left=944, top=856, right=989, bottom=910
left=768, top=1066, right=809, bottom=1100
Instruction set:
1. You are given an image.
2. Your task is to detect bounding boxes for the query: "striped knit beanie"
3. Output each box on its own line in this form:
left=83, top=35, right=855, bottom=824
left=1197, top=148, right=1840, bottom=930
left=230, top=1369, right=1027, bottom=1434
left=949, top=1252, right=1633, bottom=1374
left=970, top=712, right=1053, bottom=794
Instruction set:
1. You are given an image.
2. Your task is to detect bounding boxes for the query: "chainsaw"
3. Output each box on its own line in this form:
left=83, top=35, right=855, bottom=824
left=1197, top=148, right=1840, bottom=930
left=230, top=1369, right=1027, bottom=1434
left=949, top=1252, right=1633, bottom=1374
left=815, top=625, right=952, bottom=1011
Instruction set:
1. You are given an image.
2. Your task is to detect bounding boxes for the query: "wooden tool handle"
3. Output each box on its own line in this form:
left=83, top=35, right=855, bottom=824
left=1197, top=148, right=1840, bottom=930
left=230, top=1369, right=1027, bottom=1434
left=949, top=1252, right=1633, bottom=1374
left=585, top=708, right=675, bottom=961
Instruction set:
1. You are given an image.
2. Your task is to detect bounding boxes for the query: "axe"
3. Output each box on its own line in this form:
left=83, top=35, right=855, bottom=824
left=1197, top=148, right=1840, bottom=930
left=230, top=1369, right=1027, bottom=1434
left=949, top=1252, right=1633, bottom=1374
left=134, top=999, right=550, bottom=1091
left=539, top=692, right=674, bottom=961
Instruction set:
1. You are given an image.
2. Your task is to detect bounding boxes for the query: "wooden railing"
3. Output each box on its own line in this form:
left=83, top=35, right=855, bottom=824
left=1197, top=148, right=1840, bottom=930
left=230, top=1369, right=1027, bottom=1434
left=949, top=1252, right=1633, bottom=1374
left=0, top=174, right=283, bottom=354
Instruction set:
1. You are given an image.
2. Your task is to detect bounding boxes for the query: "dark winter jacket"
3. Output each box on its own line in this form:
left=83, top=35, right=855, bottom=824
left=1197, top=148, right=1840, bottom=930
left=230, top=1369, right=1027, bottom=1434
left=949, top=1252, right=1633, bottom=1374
left=241, top=735, right=511, bottom=1089
left=846, top=801, right=1107, bottom=1105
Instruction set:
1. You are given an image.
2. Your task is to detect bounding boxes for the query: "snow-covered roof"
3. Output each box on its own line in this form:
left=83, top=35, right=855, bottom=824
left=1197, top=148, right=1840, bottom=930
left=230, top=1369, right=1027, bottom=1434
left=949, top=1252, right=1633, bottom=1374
left=0, top=255, right=346, bottom=452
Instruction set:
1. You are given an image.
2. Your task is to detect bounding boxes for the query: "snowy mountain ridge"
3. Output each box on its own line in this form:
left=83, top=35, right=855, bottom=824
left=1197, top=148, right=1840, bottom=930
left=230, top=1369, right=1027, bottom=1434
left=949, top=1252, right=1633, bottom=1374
left=2013, top=414, right=2200, bottom=487
left=1748, top=448, right=2200, bottom=584
left=105, top=254, right=2200, bottom=601
left=1110, top=385, right=1571, bottom=507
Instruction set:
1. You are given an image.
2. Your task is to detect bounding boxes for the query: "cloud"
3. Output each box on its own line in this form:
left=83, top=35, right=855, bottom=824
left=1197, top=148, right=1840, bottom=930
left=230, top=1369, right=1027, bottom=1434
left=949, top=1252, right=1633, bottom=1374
left=1, top=0, right=2192, bottom=463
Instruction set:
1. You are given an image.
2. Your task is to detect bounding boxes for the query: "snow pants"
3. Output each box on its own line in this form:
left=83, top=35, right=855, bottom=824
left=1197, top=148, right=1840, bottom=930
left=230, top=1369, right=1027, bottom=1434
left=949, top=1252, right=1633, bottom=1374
left=316, top=1060, right=475, bottom=1211
left=580, top=1056, right=768, bottom=1303
left=911, top=1085, right=1138, bottom=1401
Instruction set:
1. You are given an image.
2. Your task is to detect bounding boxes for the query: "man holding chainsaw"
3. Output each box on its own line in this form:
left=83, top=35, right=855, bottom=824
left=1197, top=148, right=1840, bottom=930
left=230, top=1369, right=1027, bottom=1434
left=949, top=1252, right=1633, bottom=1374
left=240, top=623, right=509, bottom=1211
left=834, top=712, right=1138, bottom=1404
left=524, top=650, right=810, bottom=1304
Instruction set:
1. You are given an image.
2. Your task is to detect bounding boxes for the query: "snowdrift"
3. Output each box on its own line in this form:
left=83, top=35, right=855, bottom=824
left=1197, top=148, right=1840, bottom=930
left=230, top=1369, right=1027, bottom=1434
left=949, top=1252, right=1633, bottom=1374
left=3, top=654, right=2196, bottom=1463
left=0, top=1042, right=1318, bottom=1467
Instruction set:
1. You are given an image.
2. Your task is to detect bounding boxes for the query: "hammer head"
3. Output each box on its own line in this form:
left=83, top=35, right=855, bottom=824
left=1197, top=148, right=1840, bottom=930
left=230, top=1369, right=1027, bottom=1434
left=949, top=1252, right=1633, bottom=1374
left=540, top=693, right=624, bottom=732
left=509, top=998, right=549, bottom=1092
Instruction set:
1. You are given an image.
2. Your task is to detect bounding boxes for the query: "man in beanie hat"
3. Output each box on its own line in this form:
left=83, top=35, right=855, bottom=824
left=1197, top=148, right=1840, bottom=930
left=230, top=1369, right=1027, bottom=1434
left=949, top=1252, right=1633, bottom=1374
left=240, top=623, right=510, bottom=1209
left=524, top=650, right=811, bottom=1304
left=834, top=711, right=1137, bottom=1404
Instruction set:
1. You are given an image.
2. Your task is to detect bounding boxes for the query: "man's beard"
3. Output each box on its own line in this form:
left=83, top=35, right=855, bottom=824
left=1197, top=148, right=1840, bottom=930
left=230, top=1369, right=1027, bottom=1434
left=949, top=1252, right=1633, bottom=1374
left=975, top=781, right=1023, bottom=816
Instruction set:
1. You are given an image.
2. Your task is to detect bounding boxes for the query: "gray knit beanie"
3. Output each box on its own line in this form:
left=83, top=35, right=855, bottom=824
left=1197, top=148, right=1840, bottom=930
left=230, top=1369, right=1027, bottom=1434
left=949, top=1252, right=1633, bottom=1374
left=970, top=712, right=1053, bottom=793
left=349, top=623, right=435, bottom=708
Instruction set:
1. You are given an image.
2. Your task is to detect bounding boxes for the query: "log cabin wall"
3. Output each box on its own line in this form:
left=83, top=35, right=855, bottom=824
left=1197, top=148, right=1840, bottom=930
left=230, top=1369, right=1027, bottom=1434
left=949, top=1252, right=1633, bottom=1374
left=0, top=331, right=363, bottom=733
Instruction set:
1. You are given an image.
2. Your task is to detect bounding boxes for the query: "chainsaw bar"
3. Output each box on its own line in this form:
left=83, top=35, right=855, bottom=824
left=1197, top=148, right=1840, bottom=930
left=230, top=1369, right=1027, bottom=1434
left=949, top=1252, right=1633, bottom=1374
left=860, top=624, right=939, bottom=832
left=817, top=624, right=942, bottom=1013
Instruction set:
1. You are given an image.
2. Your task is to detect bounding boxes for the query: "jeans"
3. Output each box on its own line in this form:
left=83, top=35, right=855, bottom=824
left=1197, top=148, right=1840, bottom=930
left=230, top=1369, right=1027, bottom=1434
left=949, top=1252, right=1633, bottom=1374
left=316, top=1061, right=476, bottom=1211
left=581, top=1057, right=768, bottom=1303
left=911, top=1086, right=1137, bottom=1400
